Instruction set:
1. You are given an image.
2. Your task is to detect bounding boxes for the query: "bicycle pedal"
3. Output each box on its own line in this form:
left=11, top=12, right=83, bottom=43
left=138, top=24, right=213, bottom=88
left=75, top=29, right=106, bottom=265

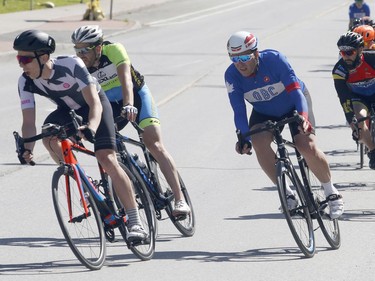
left=104, top=228, right=116, bottom=243
left=310, top=212, right=319, bottom=220
left=173, top=214, right=187, bottom=221
left=130, top=237, right=151, bottom=246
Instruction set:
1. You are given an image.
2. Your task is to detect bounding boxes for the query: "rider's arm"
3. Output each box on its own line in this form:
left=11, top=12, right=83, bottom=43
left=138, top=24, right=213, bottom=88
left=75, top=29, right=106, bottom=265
left=334, top=80, right=354, bottom=124
left=287, top=88, right=308, bottom=119
left=332, top=64, right=354, bottom=124
left=81, top=83, right=103, bottom=133
left=225, top=78, right=250, bottom=139
left=18, top=75, right=37, bottom=151
left=104, top=43, right=134, bottom=106
left=21, top=108, right=37, bottom=152
left=117, top=62, right=134, bottom=106
left=274, top=52, right=309, bottom=120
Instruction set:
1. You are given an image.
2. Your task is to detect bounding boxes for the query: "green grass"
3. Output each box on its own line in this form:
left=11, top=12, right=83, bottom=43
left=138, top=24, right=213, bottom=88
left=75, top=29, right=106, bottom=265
left=0, top=0, right=83, bottom=14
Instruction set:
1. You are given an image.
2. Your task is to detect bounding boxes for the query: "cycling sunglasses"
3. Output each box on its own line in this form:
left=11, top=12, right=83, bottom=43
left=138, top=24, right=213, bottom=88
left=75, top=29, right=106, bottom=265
left=340, top=50, right=356, bottom=57
left=230, top=54, right=254, bottom=63
left=16, top=55, right=37, bottom=65
left=74, top=45, right=96, bottom=55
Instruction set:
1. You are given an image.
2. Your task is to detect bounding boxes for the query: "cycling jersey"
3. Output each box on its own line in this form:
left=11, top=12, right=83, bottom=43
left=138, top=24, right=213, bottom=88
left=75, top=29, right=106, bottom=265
left=332, top=51, right=375, bottom=123
left=19, top=55, right=101, bottom=110
left=349, top=3, right=370, bottom=20
left=87, top=42, right=159, bottom=129
left=17, top=55, right=116, bottom=151
left=87, top=42, right=144, bottom=101
left=225, top=49, right=309, bottom=137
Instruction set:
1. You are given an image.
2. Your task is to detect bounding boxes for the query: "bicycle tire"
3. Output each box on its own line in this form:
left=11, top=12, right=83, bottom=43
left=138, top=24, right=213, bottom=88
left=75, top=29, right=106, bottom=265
left=51, top=166, right=106, bottom=270
left=371, top=118, right=375, bottom=145
left=360, top=143, right=364, bottom=169
left=305, top=166, right=341, bottom=249
left=152, top=160, right=196, bottom=237
left=113, top=162, right=156, bottom=260
left=277, top=161, right=315, bottom=258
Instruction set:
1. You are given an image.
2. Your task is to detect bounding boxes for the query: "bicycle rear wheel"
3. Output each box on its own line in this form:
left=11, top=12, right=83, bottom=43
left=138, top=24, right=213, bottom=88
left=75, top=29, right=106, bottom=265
left=51, top=166, right=106, bottom=270
left=114, top=162, right=156, bottom=260
left=306, top=167, right=341, bottom=249
left=152, top=160, right=195, bottom=237
left=277, top=161, right=315, bottom=258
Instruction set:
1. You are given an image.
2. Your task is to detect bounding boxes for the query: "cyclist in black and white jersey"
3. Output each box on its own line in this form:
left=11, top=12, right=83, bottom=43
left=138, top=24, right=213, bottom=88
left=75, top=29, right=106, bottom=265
left=71, top=25, right=190, bottom=216
left=14, top=29, right=147, bottom=241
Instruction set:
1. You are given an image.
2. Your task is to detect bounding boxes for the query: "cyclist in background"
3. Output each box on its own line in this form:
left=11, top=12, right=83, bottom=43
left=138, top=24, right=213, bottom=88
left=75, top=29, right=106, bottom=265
left=71, top=25, right=190, bottom=216
left=224, top=31, right=344, bottom=219
left=333, top=31, right=375, bottom=169
left=13, top=30, right=147, bottom=241
left=349, top=0, right=371, bottom=30
left=353, top=24, right=375, bottom=49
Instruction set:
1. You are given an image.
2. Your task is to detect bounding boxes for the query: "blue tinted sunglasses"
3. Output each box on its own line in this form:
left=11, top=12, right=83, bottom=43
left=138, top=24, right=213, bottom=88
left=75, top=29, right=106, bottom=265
left=230, top=54, right=254, bottom=63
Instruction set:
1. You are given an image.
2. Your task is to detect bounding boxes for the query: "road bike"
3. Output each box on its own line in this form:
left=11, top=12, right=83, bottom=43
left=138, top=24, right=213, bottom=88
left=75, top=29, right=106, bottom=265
left=114, top=116, right=195, bottom=237
left=13, top=110, right=156, bottom=270
left=237, top=111, right=340, bottom=258
left=353, top=104, right=375, bottom=169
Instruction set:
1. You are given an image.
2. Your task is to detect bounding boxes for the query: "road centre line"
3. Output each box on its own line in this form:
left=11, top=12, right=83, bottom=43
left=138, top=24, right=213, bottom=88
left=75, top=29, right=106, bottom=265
left=148, top=0, right=266, bottom=26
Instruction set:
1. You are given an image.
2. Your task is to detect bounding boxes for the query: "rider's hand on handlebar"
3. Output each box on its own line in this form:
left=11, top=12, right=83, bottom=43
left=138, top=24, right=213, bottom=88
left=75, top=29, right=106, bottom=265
left=298, top=114, right=313, bottom=135
left=22, top=149, right=34, bottom=164
left=235, top=140, right=252, bottom=155
left=121, top=105, right=138, bottom=122
left=78, top=125, right=96, bottom=143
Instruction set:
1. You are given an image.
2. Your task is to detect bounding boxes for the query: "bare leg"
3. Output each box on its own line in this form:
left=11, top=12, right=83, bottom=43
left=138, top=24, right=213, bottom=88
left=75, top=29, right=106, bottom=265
left=251, top=128, right=277, bottom=184
left=143, top=125, right=184, bottom=201
left=95, top=149, right=137, bottom=209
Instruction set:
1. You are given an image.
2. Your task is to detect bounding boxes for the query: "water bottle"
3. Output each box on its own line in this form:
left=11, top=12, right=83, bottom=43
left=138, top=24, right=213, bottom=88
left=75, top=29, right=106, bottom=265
left=80, top=192, right=90, bottom=208
left=133, top=153, right=149, bottom=175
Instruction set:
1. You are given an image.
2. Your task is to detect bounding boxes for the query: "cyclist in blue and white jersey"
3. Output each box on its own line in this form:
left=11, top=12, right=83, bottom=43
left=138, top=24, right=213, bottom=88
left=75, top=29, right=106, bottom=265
left=224, top=31, right=344, bottom=219
left=71, top=25, right=190, bottom=216
left=13, top=30, right=147, bottom=241
left=349, top=0, right=371, bottom=29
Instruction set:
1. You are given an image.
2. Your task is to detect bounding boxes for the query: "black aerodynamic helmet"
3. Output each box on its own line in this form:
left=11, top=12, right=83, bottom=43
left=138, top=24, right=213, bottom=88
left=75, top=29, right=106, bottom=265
left=337, top=31, right=364, bottom=50
left=13, top=30, right=55, bottom=54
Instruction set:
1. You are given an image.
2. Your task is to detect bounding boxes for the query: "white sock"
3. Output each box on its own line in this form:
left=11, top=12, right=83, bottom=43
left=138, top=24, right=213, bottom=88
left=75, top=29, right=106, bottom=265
left=284, top=183, right=294, bottom=196
left=127, top=208, right=141, bottom=228
left=321, top=181, right=338, bottom=197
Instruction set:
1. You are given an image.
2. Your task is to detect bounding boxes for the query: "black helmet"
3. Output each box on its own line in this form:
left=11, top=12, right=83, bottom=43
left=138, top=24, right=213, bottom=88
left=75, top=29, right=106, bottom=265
left=13, top=30, right=55, bottom=54
left=337, top=31, right=364, bottom=50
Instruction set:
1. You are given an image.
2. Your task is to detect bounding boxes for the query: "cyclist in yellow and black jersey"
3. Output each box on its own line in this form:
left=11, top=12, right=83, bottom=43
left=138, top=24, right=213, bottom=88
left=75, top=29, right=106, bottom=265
left=71, top=25, right=190, bottom=215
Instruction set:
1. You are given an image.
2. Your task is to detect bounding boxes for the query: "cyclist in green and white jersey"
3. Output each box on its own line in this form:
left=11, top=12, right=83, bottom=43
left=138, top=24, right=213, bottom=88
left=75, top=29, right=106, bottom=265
left=71, top=25, right=190, bottom=216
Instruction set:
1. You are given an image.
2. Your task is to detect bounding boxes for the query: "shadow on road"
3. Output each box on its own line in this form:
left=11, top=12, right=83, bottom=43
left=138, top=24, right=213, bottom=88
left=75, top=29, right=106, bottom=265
left=152, top=246, right=332, bottom=262
left=339, top=209, right=375, bottom=222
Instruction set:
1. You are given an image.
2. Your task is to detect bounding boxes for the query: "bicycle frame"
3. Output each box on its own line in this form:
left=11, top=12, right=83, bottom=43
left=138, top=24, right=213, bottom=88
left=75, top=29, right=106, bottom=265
left=115, top=126, right=173, bottom=208
left=61, top=139, right=117, bottom=224
left=14, top=120, right=118, bottom=226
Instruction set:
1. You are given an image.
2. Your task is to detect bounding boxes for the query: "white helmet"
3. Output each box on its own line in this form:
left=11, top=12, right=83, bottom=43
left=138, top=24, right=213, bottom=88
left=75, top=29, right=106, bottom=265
left=227, top=31, right=258, bottom=55
left=71, top=25, right=103, bottom=44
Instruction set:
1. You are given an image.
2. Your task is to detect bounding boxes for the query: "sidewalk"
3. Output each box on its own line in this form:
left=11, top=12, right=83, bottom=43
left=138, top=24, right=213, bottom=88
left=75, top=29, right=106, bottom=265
left=0, top=0, right=172, bottom=56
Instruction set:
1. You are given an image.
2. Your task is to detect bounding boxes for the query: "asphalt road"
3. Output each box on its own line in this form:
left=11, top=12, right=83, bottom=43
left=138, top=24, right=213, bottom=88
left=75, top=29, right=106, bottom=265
left=1, top=0, right=375, bottom=280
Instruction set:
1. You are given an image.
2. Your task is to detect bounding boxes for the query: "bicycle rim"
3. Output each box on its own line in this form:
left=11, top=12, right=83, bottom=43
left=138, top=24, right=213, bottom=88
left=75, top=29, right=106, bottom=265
left=307, top=170, right=341, bottom=249
left=51, top=166, right=106, bottom=270
left=277, top=162, right=315, bottom=258
left=114, top=162, right=156, bottom=260
left=154, top=163, right=195, bottom=237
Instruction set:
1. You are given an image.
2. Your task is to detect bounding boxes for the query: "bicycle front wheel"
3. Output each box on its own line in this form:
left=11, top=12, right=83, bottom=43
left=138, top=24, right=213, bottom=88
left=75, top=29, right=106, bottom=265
left=51, top=166, right=106, bottom=270
left=306, top=168, right=341, bottom=249
left=277, top=161, right=315, bottom=258
left=153, top=161, right=195, bottom=237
